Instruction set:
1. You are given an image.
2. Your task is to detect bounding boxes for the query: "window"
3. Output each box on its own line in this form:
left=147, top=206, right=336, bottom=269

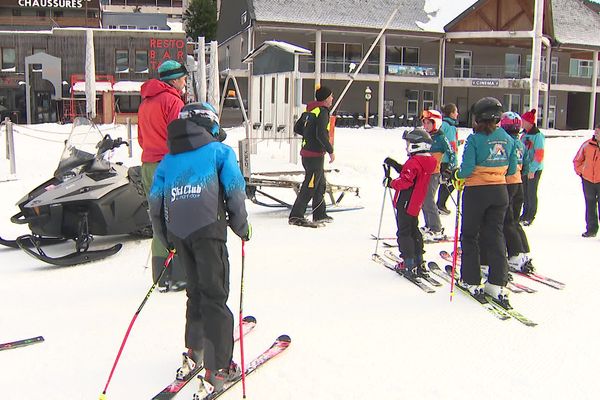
left=503, top=94, right=521, bottom=113
left=505, top=54, right=521, bottom=78
left=324, top=42, right=362, bottom=73
left=115, top=50, right=129, bottom=73
left=135, top=50, right=148, bottom=73
left=241, top=11, right=248, bottom=25
left=119, top=25, right=137, bottom=29
left=423, top=90, right=434, bottom=111
left=108, top=25, right=117, bottom=29
left=225, top=46, right=230, bottom=69
left=454, top=50, right=471, bottom=78
left=36, top=10, right=46, bottom=17
left=525, top=55, right=558, bottom=83
left=569, top=58, right=593, bottom=78
left=148, top=25, right=159, bottom=30
left=115, top=95, right=141, bottom=113
left=386, top=46, right=419, bottom=65
left=1, top=48, right=16, bottom=71
left=406, top=90, right=419, bottom=118
left=53, top=11, right=64, bottom=18
left=87, top=11, right=96, bottom=19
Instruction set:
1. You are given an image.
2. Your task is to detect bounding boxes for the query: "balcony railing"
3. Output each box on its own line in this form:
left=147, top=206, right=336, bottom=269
left=300, top=59, right=438, bottom=77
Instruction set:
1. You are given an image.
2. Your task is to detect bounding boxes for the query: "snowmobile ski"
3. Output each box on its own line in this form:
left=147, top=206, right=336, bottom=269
left=0, top=336, right=44, bottom=351
left=383, top=250, right=442, bottom=287
left=194, top=334, right=291, bottom=400
left=372, top=254, right=435, bottom=293
left=151, top=316, right=257, bottom=400
left=0, top=235, right=66, bottom=249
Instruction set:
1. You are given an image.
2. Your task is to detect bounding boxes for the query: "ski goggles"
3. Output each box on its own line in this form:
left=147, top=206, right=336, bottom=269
left=179, top=108, right=219, bottom=124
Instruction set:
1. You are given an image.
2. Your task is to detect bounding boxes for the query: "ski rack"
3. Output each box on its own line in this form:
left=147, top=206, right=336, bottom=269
left=245, top=169, right=361, bottom=210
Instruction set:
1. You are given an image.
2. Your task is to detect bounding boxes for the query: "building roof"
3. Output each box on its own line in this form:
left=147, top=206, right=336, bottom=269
left=242, top=40, right=311, bottom=63
left=552, top=0, right=600, bottom=48
left=248, top=0, right=434, bottom=32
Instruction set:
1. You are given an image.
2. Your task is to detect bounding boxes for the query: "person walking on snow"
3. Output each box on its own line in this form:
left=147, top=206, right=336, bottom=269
left=499, top=112, right=534, bottom=272
left=436, top=103, right=461, bottom=215
left=138, top=59, right=188, bottom=292
left=573, top=124, right=600, bottom=238
left=148, top=102, right=251, bottom=394
left=384, top=128, right=436, bottom=277
left=519, top=109, right=545, bottom=226
left=452, top=97, right=517, bottom=305
left=289, top=86, right=336, bottom=227
left=420, top=109, right=454, bottom=241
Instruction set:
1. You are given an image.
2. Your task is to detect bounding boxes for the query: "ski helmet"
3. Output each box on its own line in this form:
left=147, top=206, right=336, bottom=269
left=500, top=111, right=522, bottom=135
left=403, top=128, right=432, bottom=154
left=179, top=102, right=223, bottom=138
left=421, top=109, right=443, bottom=131
left=472, top=97, right=503, bottom=123
left=158, top=60, right=188, bottom=81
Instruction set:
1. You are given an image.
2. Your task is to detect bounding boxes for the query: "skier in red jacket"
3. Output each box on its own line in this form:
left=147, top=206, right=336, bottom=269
left=385, top=128, right=437, bottom=277
left=138, top=59, right=188, bottom=292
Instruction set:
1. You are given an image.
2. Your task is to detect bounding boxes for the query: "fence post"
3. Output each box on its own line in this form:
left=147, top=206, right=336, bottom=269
left=126, top=117, right=133, bottom=158
left=5, top=117, right=16, bottom=175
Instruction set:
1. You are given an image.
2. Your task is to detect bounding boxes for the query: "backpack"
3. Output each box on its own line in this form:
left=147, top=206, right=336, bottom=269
left=293, top=111, right=315, bottom=136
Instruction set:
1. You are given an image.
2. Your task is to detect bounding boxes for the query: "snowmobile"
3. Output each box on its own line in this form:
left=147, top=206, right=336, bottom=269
left=0, top=117, right=152, bottom=266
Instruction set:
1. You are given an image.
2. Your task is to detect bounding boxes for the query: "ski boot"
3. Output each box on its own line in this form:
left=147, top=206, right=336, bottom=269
left=485, top=282, right=511, bottom=308
left=194, top=361, right=241, bottom=399
left=416, top=261, right=430, bottom=278
left=509, top=253, right=534, bottom=273
left=457, top=279, right=484, bottom=297
left=395, top=258, right=417, bottom=278
left=176, top=349, right=203, bottom=380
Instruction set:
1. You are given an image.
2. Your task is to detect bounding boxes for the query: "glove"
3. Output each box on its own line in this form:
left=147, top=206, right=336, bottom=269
left=242, top=223, right=252, bottom=242
left=440, top=164, right=453, bottom=183
left=451, top=170, right=466, bottom=191
left=384, top=157, right=403, bottom=174
left=382, top=176, right=393, bottom=188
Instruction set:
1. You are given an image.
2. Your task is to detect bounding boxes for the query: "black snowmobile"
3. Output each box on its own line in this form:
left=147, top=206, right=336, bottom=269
left=0, top=117, right=152, bottom=266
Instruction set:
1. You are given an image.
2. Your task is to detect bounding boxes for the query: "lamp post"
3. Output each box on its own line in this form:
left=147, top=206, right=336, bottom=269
left=364, top=86, right=372, bottom=129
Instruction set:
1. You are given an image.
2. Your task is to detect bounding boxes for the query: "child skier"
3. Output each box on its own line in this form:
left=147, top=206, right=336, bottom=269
left=385, top=128, right=437, bottom=277
left=500, top=112, right=534, bottom=272
left=420, top=109, right=454, bottom=241
left=519, top=109, right=545, bottom=226
left=436, top=103, right=460, bottom=215
left=148, top=102, right=251, bottom=394
left=452, top=97, right=517, bottom=305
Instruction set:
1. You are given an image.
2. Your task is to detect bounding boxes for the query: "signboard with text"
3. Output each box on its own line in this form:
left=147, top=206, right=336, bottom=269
left=471, top=79, right=500, bottom=87
left=10, top=0, right=100, bottom=9
left=149, top=38, right=186, bottom=71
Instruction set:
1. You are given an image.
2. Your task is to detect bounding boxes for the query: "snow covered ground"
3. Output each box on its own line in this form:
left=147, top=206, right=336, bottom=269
left=1, top=121, right=599, bottom=399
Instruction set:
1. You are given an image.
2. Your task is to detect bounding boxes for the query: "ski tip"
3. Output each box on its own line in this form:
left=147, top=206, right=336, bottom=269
left=242, top=315, right=257, bottom=324
left=276, top=334, right=291, bottom=343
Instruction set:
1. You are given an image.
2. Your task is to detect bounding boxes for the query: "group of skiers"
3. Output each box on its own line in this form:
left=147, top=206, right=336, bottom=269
left=384, top=97, right=546, bottom=307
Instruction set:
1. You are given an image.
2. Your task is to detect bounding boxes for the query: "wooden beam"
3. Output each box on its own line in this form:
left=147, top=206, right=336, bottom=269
left=446, top=30, right=533, bottom=40
left=501, top=10, right=526, bottom=30
left=516, top=0, right=534, bottom=23
left=476, top=9, right=496, bottom=30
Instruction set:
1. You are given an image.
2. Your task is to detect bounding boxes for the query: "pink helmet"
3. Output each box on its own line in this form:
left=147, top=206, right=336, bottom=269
left=500, top=111, right=522, bottom=135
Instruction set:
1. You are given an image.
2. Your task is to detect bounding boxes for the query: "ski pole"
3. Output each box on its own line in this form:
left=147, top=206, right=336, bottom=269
left=374, top=164, right=390, bottom=255
left=99, top=250, right=176, bottom=400
left=450, top=189, right=462, bottom=302
left=239, top=240, right=248, bottom=398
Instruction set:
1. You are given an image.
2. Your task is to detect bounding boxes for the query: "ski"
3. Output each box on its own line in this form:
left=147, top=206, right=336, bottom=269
left=370, top=234, right=396, bottom=241
left=439, top=250, right=537, bottom=294
left=372, top=254, right=435, bottom=293
left=509, top=268, right=565, bottom=290
left=151, top=316, right=257, bottom=400
left=381, top=238, right=456, bottom=246
left=383, top=250, right=442, bottom=287
left=0, top=336, right=44, bottom=351
left=194, top=335, right=291, bottom=400
left=428, top=262, right=511, bottom=321
left=483, top=294, right=538, bottom=327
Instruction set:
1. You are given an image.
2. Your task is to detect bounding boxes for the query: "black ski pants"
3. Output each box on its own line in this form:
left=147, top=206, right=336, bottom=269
left=521, top=170, right=542, bottom=222
left=460, top=185, right=509, bottom=286
left=171, top=236, right=234, bottom=371
left=504, top=183, right=530, bottom=256
left=582, top=178, right=600, bottom=234
left=395, top=201, right=424, bottom=264
left=289, top=156, right=327, bottom=220
left=436, top=180, right=455, bottom=209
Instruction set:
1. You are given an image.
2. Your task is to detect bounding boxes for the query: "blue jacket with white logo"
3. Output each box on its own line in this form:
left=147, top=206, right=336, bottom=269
left=148, top=118, right=249, bottom=247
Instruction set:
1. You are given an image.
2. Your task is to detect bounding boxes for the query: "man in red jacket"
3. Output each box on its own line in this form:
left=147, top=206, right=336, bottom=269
left=138, top=59, right=188, bottom=291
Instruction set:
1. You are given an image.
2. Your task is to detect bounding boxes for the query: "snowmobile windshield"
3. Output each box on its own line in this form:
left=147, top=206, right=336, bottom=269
left=54, top=117, right=103, bottom=178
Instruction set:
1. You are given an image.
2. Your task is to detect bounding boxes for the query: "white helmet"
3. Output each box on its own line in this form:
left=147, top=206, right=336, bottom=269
left=403, top=128, right=432, bottom=154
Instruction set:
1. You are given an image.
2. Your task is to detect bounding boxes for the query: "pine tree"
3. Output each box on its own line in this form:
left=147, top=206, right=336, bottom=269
left=184, top=0, right=218, bottom=41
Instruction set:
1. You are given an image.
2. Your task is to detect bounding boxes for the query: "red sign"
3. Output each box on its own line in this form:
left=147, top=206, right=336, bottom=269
left=149, top=38, right=186, bottom=70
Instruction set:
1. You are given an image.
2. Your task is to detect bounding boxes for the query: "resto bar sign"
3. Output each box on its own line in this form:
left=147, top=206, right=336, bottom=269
left=17, top=0, right=84, bottom=7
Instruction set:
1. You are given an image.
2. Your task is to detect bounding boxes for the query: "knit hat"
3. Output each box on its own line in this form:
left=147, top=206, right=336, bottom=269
left=158, top=60, right=188, bottom=81
left=315, top=86, right=333, bottom=101
left=521, top=109, right=537, bottom=125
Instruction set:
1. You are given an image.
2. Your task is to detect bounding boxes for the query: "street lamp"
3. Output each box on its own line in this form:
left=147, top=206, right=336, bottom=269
left=364, top=86, right=372, bottom=129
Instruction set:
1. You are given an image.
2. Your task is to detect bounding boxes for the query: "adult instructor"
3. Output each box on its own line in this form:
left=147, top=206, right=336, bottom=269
left=138, top=59, right=188, bottom=292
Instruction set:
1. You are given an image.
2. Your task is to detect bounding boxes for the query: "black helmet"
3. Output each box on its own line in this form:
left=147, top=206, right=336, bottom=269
left=402, top=128, right=432, bottom=154
left=178, top=102, right=225, bottom=140
left=472, top=97, right=503, bottom=123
